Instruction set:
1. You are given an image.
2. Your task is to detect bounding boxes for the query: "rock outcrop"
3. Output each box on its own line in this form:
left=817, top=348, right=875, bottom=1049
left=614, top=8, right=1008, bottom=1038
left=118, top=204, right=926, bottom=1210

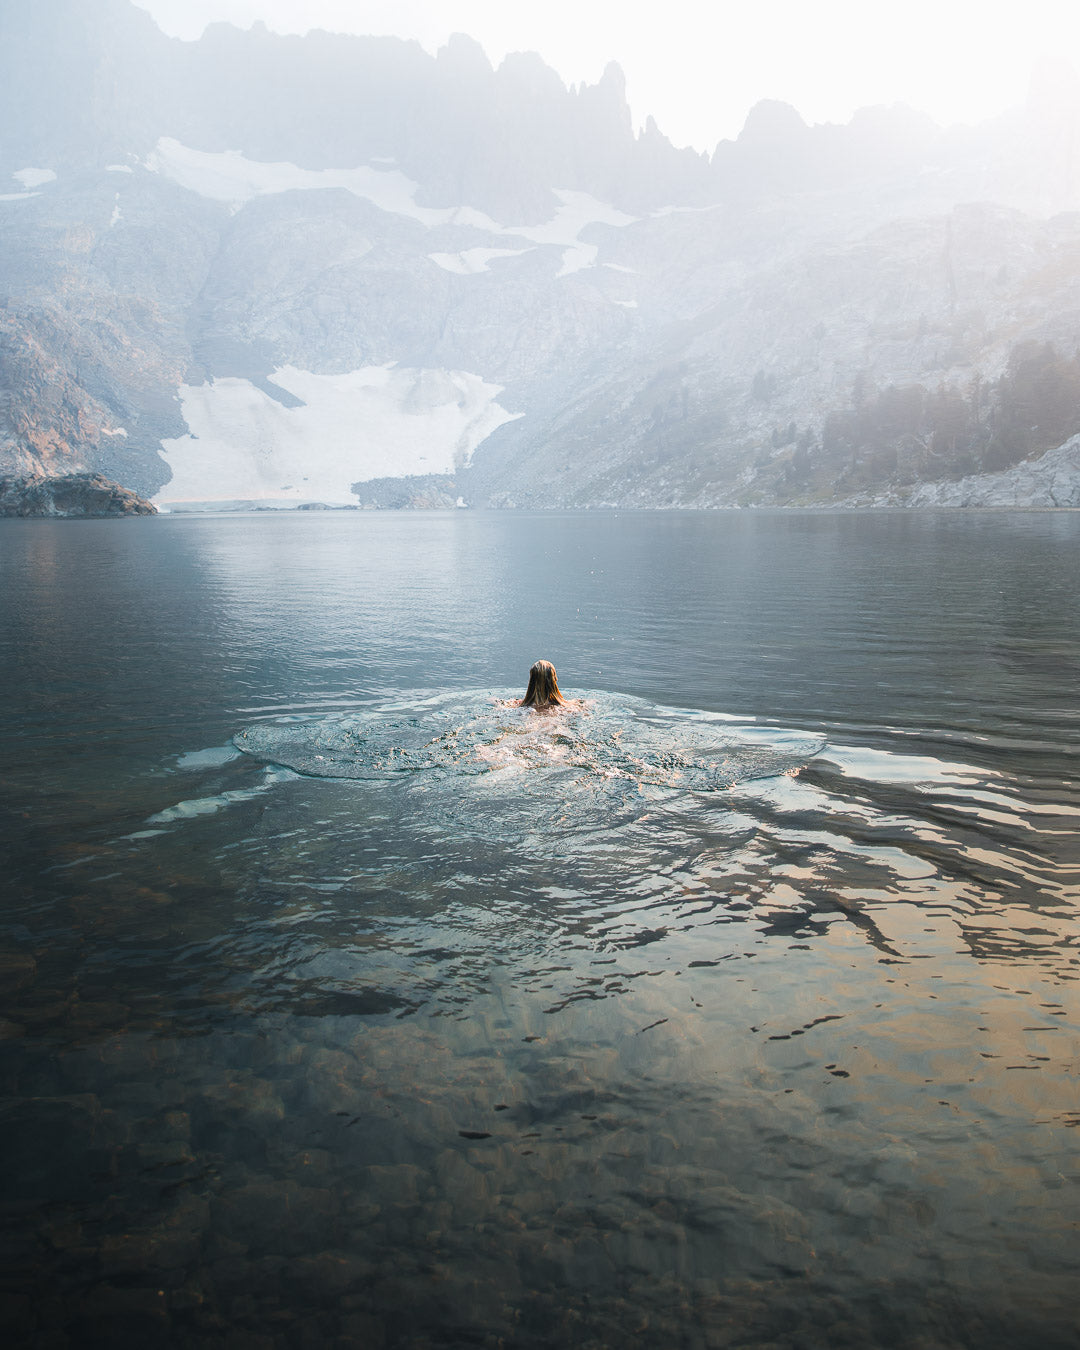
left=0, top=473, right=157, bottom=517
left=351, top=474, right=462, bottom=510
left=899, top=436, right=1080, bottom=508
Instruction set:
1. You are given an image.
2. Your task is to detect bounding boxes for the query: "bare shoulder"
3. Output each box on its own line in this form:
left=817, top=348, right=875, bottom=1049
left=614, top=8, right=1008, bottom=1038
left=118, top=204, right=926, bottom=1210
left=508, top=696, right=587, bottom=714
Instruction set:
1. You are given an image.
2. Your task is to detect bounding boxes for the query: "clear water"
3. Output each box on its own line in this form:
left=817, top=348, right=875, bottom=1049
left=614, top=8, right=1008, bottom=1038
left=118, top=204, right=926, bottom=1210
left=1, top=510, right=1078, bottom=1349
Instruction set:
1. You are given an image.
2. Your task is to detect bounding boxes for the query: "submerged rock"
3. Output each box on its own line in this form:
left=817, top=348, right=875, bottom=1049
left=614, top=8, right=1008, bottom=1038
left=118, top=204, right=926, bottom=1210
left=0, top=473, right=157, bottom=518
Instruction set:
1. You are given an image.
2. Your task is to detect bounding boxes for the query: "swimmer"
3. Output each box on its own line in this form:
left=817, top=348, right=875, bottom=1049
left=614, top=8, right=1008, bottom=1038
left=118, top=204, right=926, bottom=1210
left=519, top=659, right=569, bottom=711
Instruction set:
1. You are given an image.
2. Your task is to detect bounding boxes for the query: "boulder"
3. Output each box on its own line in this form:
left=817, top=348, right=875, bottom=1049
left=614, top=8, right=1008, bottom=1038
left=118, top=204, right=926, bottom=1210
left=0, top=473, right=157, bottom=517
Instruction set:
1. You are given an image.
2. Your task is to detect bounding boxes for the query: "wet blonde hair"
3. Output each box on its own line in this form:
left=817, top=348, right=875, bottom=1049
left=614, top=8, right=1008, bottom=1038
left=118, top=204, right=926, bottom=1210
left=520, top=659, right=566, bottom=708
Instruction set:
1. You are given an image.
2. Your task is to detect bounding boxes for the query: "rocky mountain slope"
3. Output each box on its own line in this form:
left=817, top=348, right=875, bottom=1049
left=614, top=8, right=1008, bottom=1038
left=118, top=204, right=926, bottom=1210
left=3, top=0, right=1080, bottom=509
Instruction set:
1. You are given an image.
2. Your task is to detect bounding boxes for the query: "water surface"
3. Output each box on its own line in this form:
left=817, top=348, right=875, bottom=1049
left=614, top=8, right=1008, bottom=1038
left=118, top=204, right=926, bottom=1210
left=1, top=510, right=1078, bottom=1348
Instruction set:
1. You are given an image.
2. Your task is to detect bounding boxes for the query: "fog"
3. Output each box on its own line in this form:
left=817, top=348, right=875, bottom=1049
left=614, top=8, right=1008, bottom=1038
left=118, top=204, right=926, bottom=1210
left=136, top=0, right=1080, bottom=149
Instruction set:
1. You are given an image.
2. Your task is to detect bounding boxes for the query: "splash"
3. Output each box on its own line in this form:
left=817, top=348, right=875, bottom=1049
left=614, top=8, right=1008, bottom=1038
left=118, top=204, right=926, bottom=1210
left=232, top=690, right=824, bottom=789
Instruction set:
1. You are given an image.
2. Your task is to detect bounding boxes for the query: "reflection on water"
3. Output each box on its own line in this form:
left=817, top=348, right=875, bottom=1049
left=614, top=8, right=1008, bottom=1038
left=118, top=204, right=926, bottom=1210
left=1, top=512, right=1079, bottom=1348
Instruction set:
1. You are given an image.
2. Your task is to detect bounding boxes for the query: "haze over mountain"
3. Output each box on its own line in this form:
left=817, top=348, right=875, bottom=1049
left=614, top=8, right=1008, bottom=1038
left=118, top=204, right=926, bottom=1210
left=3, top=0, right=1080, bottom=509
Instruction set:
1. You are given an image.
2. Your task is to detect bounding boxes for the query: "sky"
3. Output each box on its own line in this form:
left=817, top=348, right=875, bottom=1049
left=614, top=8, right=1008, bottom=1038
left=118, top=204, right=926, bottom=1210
left=136, top=0, right=1080, bottom=151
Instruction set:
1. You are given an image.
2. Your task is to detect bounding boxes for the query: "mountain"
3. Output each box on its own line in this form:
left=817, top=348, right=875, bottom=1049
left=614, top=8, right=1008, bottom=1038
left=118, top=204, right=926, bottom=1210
left=2, top=0, right=1080, bottom=509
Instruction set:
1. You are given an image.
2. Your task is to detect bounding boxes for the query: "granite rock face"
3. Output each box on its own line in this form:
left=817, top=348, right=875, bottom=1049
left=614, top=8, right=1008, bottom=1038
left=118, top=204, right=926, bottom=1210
left=3, top=1, right=1080, bottom=509
left=351, top=474, right=461, bottom=510
left=900, top=437, right=1080, bottom=509
left=0, top=473, right=157, bottom=517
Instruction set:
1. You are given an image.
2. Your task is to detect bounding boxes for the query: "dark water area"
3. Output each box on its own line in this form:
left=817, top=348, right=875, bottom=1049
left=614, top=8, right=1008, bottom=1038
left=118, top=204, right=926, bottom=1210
left=1, top=509, right=1078, bottom=1349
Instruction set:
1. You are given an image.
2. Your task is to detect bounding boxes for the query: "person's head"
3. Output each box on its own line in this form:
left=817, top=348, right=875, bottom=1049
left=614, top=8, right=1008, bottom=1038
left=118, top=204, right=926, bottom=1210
left=521, top=659, right=565, bottom=708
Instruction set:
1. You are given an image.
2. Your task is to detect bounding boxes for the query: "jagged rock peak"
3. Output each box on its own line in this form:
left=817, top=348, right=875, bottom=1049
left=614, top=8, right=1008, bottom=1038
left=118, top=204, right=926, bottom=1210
left=639, top=115, right=671, bottom=146
left=737, top=99, right=808, bottom=143
left=597, top=61, right=628, bottom=96
left=438, top=32, right=494, bottom=74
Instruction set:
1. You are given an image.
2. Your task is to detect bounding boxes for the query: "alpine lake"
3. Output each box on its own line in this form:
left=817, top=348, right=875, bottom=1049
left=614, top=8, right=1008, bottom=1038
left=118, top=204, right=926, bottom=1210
left=1, top=508, right=1078, bottom=1349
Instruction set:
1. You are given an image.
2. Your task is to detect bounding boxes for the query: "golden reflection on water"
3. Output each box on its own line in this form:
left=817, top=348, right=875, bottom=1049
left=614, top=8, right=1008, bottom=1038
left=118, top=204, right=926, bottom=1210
left=3, top=747, right=1079, bottom=1347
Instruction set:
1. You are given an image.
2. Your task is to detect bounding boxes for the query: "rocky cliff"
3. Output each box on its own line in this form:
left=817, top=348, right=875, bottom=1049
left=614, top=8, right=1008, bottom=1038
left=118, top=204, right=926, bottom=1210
left=0, top=472, right=157, bottom=517
left=862, top=435, right=1080, bottom=509
left=3, top=0, right=1080, bottom=510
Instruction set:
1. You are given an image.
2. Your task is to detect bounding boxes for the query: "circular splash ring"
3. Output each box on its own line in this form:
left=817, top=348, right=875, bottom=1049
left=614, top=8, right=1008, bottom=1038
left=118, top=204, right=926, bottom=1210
left=233, top=690, right=824, bottom=789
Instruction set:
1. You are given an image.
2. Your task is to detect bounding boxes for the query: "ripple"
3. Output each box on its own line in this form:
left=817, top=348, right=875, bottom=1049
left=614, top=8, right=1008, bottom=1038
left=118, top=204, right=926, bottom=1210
left=233, top=690, right=825, bottom=790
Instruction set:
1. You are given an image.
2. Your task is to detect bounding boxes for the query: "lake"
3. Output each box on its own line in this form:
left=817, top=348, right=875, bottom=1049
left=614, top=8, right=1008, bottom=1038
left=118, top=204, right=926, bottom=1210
left=1, top=509, right=1078, bottom=1348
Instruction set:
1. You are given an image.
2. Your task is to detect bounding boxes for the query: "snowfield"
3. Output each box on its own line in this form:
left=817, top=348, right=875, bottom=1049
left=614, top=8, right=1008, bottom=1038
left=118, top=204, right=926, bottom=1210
left=145, top=139, right=638, bottom=276
left=428, top=247, right=531, bottom=275
left=13, top=167, right=56, bottom=188
left=155, top=364, right=521, bottom=506
left=144, top=138, right=504, bottom=228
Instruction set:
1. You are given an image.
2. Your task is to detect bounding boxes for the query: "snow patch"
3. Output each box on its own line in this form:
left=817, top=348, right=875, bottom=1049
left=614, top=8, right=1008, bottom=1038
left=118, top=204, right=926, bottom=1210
left=613, top=299, right=639, bottom=309
left=102, top=426, right=128, bottom=437
left=428, top=247, right=531, bottom=274
left=513, top=190, right=638, bottom=277
left=155, top=364, right=521, bottom=506
left=110, top=194, right=122, bottom=227
left=144, top=137, right=503, bottom=230
left=557, top=244, right=596, bottom=276
left=13, top=167, right=56, bottom=189
left=651, top=203, right=720, bottom=217
left=106, top=163, right=134, bottom=174
left=0, top=192, right=38, bottom=203
left=604, top=262, right=638, bottom=274
left=144, top=139, right=640, bottom=277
